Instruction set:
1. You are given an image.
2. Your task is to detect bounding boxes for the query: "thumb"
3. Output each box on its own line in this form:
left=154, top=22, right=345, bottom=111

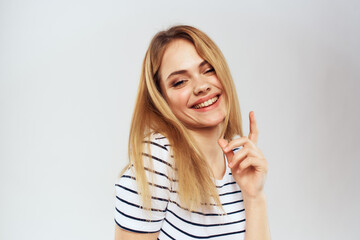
left=218, top=138, right=234, bottom=163
left=218, top=138, right=228, bottom=149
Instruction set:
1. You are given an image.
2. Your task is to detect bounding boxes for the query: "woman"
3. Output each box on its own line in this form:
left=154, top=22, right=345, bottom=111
left=114, top=25, right=270, bottom=240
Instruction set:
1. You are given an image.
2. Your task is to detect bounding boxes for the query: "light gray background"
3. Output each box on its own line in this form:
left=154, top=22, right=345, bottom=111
left=1, top=0, right=359, bottom=239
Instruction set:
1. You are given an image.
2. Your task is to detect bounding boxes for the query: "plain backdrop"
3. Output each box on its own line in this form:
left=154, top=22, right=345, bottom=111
left=1, top=0, right=359, bottom=239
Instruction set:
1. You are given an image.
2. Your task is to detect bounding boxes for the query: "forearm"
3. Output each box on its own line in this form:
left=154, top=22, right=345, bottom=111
left=243, top=192, right=271, bottom=240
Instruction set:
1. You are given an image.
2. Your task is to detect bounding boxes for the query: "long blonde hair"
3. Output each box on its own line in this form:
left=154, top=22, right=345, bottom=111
left=127, top=25, right=243, bottom=211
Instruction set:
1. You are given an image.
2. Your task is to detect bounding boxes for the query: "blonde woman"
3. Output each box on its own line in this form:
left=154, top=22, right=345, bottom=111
left=114, top=25, right=270, bottom=240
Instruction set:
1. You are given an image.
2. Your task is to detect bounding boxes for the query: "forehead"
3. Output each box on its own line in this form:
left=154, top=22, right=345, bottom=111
left=159, top=39, right=204, bottom=80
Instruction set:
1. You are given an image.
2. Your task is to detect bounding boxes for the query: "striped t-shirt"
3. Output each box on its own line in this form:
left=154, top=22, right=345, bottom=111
left=114, top=133, right=246, bottom=239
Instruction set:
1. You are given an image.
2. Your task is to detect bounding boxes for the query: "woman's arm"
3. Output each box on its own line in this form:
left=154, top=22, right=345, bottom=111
left=115, top=225, right=159, bottom=240
left=242, top=193, right=271, bottom=240
left=219, top=111, right=270, bottom=240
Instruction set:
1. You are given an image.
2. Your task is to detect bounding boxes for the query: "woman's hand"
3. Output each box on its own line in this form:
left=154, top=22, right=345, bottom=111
left=218, top=111, right=268, bottom=199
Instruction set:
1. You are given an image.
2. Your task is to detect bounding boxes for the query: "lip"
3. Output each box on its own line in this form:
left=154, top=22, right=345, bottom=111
left=191, top=94, right=221, bottom=112
left=190, top=93, right=220, bottom=108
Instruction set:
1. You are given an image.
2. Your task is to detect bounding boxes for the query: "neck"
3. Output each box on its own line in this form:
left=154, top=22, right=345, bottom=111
left=187, top=125, right=226, bottom=180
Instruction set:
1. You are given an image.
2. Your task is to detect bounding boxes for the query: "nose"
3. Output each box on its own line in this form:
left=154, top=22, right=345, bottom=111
left=193, top=81, right=211, bottom=96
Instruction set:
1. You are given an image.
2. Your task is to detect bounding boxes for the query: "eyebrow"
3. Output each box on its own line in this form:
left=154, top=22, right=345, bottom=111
left=166, top=60, right=209, bottom=81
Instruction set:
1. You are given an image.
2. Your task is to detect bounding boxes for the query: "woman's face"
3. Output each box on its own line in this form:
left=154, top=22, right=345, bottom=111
left=159, top=39, right=227, bottom=131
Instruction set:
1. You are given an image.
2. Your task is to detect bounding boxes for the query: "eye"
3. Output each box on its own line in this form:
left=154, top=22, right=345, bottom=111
left=172, top=80, right=186, bottom=88
left=205, top=67, right=215, bottom=74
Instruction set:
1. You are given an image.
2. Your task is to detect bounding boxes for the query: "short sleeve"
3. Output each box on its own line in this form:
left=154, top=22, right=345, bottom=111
left=114, top=133, right=174, bottom=233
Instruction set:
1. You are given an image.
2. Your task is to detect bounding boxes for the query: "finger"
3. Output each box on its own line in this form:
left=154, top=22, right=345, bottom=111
left=229, top=147, right=262, bottom=168
left=218, top=138, right=234, bottom=163
left=239, top=157, right=268, bottom=173
left=248, top=111, right=259, bottom=145
left=218, top=138, right=227, bottom=148
left=223, top=136, right=256, bottom=153
left=228, top=147, right=247, bottom=168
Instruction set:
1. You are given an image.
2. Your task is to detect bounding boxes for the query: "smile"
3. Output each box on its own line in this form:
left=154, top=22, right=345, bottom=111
left=193, top=96, right=219, bottom=109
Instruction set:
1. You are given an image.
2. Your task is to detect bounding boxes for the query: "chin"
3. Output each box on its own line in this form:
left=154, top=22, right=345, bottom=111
left=193, top=117, right=226, bottom=129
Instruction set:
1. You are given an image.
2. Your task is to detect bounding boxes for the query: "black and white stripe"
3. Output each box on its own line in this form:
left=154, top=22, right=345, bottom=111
left=115, top=133, right=246, bottom=239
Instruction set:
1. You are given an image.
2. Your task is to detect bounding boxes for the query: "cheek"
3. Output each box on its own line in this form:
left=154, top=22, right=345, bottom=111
left=213, top=76, right=223, bottom=90
left=214, top=78, right=228, bottom=109
left=167, top=89, right=191, bottom=111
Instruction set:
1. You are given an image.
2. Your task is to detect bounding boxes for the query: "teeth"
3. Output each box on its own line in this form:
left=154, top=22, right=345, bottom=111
left=194, top=96, right=218, bottom=109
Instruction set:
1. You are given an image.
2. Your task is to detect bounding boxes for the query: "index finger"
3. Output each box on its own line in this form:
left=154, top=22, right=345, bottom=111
left=248, top=111, right=258, bottom=145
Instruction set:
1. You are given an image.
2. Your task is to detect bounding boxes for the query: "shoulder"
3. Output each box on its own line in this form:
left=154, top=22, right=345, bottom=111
left=118, top=132, right=175, bottom=185
left=144, top=132, right=171, bottom=153
left=142, top=132, right=174, bottom=169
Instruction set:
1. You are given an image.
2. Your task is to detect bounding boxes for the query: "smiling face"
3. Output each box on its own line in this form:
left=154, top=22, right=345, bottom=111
left=158, top=39, right=227, bottom=131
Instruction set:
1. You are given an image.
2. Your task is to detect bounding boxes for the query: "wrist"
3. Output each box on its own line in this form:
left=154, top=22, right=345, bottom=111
left=243, top=191, right=266, bottom=206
